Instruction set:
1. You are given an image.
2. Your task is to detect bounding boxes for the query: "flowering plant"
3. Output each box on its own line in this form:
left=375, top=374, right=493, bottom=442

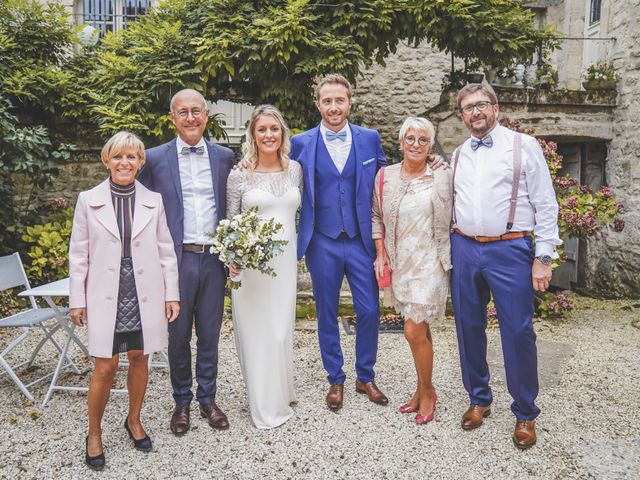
left=584, top=62, right=616, bottom=82
left=209, top=206, right=287, bottom=289
left=499, top=118, right=625, bottom=317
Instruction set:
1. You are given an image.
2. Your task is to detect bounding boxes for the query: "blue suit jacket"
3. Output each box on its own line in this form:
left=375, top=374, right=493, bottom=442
left=138, top=138, right=234, bottom=266
left=290, top=123, right=386, bottom=260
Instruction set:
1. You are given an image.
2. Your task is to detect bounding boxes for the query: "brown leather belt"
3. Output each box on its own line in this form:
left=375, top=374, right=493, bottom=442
left=452, top=228, right=531, bottom=243
left=183, top=243, right=213, bottom=254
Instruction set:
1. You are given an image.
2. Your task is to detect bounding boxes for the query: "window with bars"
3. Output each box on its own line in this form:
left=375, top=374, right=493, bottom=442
left=589, top=0, right=602, bottom=25
left=80, top=0, right=152, bottom=35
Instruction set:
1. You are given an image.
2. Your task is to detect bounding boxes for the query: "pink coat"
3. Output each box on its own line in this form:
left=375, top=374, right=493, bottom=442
left=69, top=179, right=180, bottom=358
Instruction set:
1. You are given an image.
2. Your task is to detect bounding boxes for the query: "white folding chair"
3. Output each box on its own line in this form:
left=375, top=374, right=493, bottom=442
left=0, top=253, right=79, bottom=401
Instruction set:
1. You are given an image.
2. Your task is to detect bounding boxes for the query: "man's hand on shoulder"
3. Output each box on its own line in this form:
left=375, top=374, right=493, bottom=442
left=233, top=158, right=250, bottom=171
left=428, top=154, right=450, bottom=170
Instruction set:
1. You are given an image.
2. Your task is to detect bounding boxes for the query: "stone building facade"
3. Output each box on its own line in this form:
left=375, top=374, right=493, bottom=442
left=354, top=0, right=639, bottom=298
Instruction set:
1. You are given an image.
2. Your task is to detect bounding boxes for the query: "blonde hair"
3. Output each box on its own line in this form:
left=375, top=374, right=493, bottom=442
left=241, top=105, right=291, bottom=172
left=398, top=117, right=435, bottom=144
left=314, top=73, right=353, bottom=100
left=100, top=131, right=145, bottom=166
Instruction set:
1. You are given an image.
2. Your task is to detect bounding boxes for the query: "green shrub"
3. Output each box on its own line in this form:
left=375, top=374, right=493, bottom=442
left=21, top=201, right=73, bottom=285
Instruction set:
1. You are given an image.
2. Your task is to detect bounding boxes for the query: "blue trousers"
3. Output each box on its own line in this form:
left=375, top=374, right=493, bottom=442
left=305, top=232, right=379, bottom=385
left=169, top=251, right=226, bottom=406
left=451, top=232, right=540, bottom=420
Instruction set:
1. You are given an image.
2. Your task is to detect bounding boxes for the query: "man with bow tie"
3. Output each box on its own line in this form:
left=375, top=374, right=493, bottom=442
left=290, top=74, right=389, bottom=411
left=139, top=89, right=234, bottom=435
left=450, top=83, right=561, bottom=449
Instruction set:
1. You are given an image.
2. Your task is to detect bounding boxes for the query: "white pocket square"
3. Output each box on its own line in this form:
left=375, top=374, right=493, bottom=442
left=363, top=158, right=375, bottom=166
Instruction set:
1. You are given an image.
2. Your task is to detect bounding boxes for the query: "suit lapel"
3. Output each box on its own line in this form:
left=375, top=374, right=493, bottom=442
left=89, top=179, right=120, bottom=240
left=303, top=126, right=320, bottom=204
left=131, top=181, right=155, bottom=239
left=205, top=140, right=221, bottom=220
left=351, top=124, right=363, bottom=197
left=167, top=140, right=184, bottom=211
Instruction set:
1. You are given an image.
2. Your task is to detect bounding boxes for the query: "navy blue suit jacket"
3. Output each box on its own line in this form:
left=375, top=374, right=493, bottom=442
left=138, top=138, right=234, bottom=266
left=290, top=123, right=386, bottom=260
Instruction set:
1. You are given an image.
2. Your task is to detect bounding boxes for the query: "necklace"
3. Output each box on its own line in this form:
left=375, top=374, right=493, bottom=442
left=400, top=161, right=427, bottom=180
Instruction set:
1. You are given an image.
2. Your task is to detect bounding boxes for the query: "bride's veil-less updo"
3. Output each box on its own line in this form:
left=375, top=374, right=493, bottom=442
left=241, top=105, right=291, bottom=172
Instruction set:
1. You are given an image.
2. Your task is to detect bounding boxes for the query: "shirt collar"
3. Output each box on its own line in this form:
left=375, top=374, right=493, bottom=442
left=319, top=122, right=351, bottom=141
left=470, top=122, right=500, bottom=142
left=176, top=136, right=207, bottom=155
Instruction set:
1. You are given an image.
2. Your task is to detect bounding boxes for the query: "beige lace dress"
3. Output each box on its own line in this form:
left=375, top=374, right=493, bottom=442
left=372, top=163, right=453, bottom=324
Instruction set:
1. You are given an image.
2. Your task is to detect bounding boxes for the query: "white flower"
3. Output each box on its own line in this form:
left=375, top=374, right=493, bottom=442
left=206, top=206, right=288, bottom=288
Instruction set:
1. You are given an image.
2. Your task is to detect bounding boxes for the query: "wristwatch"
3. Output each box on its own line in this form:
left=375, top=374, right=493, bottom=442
left=535, top=255, right=552, bottom=265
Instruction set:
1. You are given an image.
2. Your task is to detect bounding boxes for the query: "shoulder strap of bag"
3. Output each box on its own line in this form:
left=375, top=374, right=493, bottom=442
left=378, top=167, right=385, bottom=242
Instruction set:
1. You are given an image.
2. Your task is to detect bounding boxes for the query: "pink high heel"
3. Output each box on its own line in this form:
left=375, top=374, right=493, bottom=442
left=415, top=392, right=437, bottom=425
left=399, top=403, right=419, bottom=414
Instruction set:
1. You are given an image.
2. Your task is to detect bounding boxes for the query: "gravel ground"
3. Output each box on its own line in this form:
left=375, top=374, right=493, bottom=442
left=0, top=295, right=639, bottom=479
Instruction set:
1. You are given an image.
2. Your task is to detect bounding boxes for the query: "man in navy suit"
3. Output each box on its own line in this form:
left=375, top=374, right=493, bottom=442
left=291, top=74, right=388, bottom=411
left=138, top=89, right=234, bottom=434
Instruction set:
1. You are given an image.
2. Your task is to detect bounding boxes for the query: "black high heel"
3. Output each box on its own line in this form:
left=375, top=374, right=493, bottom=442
left=124, top=416, right=153, bottom=452
left=85, top=436, right=105, bottom=471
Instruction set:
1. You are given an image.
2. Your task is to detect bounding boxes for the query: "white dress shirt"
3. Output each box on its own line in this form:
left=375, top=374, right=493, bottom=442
left=176, top=137, right=217, bottom=244
left=319, top=123, right=352, bottom=173
left=453, top=124, right=561, bottom=257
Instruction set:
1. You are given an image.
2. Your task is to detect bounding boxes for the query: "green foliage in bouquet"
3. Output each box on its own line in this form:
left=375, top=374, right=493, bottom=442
left=210, top=207, right=288, bottom=289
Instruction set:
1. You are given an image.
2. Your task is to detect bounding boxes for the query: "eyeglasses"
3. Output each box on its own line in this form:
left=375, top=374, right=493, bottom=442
left=173, top=108, right=206, bottom=119
left=403, top=135, right=430, bottom=146
left=459, top=101, right=495, bottom=115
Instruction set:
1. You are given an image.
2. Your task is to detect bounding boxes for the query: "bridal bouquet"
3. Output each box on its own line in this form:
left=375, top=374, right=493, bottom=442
left=209, top=206, right=288, bottom=289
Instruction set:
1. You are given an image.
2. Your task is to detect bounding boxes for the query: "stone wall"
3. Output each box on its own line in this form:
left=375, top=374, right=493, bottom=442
left=582, top=0, right=640, bottom=297
left=354, top=1, right=639, bottom=297
left=354, top=43, right=453, bottom=161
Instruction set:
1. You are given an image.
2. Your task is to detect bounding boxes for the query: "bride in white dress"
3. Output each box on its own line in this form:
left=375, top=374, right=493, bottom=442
left=226, top=105, right=302, bottom=429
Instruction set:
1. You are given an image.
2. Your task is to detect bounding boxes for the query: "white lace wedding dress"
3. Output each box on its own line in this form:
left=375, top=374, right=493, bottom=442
left=226, top=161, right=302, bottom=428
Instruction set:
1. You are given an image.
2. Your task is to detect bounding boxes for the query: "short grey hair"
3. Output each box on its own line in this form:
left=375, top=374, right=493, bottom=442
left=169, top=88, right=208, bottom=112
left=456, top=83, right=498, bottom=110
left=398, top=117, right=435, bottom=143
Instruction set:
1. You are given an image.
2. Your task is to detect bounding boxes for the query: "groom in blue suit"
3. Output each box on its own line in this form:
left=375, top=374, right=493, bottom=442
left=138, top=89, right=234, bottom=434
left=291, top=74, right=388, bottom=411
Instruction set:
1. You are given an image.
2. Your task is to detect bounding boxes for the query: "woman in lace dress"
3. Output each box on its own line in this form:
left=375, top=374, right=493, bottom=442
left=372, top=117, right=453, bottom=424
left=226, top=105, right=302, bottom=428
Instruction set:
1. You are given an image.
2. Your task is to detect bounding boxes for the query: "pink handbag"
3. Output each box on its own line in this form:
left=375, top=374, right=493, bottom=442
left=377, top=167, right=391, bottom=289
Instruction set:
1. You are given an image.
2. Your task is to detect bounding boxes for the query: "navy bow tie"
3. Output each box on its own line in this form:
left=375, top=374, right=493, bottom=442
left=325, top=130, right=347, bottom=142
left=181, top=146, right=205, bottom=155
left=470, top=135, right=493, bottom=151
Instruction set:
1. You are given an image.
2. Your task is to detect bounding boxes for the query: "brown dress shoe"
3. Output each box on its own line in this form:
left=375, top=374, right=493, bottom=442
left=326, top=384, right=344, bottom=412
left=200, top=403, right=229, bottom=430
left=461, top=404, right=491, bottom=430
left=170, top=405, right=190, bottom=436
left=355, top=379, right=389, bottom=406
left=513, top=419, right=536, bottom=449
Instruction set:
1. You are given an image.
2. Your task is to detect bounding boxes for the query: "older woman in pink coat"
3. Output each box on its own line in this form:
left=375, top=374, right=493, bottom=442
left=69, top=131, right=179, bottom=471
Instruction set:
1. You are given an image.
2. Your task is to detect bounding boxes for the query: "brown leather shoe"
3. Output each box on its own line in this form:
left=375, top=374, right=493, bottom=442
left=513, top=419, right=536, bottom=449
left=355, top=379, right=388, bottom=406
left=170, top=405, right=190, bottom=436
left=326, top=384, right=344, bottom=412
left=199, top=403, right=229, bottom=430
left=461, top=404, right=491, bottom=430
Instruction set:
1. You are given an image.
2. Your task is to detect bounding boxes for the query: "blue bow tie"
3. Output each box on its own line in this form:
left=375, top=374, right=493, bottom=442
left=470, top=135, right=493, bottom=151
left=181, top=146, right=205, bottom=155
left=325, top=130, right=347, bottom=142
